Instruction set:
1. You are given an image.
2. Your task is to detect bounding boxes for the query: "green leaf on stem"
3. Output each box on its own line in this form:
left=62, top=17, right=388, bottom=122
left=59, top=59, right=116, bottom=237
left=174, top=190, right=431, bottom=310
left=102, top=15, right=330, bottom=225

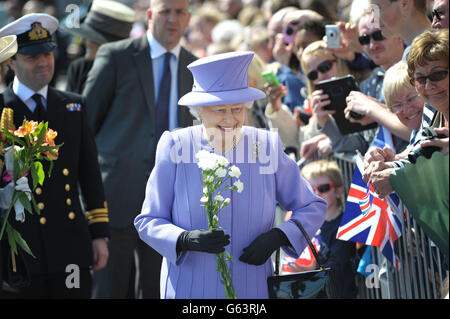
left=12, top=227, right=35, bottom=258
left=17, top=191, right=33, bottom=214
left=1, top=128, right=25, bottom=146
left=31, top=195, right=41, bottom=215
left=6, top=223, right=18, bottom=255
left=0, top=192, right=18, bottom=240
left=33, top=161, right=45, bottom=185
left=30, top=161, right=38, bottom=190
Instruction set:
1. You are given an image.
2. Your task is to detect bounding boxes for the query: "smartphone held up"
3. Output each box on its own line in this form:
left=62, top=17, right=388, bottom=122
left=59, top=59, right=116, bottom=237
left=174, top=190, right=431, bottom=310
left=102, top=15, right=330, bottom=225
left=325, top=25, right=340, bottom=49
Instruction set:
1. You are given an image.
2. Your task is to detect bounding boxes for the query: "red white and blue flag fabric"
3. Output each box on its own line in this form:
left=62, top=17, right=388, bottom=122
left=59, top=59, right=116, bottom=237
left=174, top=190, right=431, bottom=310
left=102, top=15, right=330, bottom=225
left=337, top=127, right=404, bottom=270
left=281, top=235, right=321, bottom=273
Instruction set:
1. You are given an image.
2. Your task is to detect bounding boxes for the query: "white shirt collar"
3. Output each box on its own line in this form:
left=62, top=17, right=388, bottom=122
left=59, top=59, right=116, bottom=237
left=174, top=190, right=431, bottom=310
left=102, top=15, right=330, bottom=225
left=12, top=76, right=48, bottom=103
left=146, top=30, right=181, bottom=60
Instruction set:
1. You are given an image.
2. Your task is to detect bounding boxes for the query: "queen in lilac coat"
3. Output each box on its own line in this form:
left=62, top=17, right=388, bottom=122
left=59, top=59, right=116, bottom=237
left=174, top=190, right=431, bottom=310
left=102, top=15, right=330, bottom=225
left=134, top=51, right=326, bottom=299
left=134, top=124, right=326, bottom=298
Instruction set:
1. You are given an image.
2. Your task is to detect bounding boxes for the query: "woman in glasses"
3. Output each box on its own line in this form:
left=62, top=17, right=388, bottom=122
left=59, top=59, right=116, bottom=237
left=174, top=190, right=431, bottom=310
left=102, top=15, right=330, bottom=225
left=383, top=61, right=426, bottom=143
left=299, top=40, right=375, bottom=158
left=364, top=29, right=448, bottom=199
left=406, top=28, right=449, bottom=154
left=283, top=159, right=358, bottom=298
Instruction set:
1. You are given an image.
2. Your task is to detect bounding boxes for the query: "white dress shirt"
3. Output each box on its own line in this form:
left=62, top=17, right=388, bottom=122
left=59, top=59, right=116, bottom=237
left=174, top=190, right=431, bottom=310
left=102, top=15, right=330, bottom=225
left=12, top=76, right=48, bottom=112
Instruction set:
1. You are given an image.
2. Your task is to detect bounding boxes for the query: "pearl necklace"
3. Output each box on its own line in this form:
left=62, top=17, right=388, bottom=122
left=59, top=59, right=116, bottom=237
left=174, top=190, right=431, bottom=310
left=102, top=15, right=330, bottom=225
left=203, top=127, right=241, bottom=153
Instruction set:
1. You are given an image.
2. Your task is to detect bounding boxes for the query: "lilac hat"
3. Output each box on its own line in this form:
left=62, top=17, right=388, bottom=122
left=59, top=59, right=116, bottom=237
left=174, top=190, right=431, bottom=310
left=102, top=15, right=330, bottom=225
left=178, top=51, right=266, bottom=106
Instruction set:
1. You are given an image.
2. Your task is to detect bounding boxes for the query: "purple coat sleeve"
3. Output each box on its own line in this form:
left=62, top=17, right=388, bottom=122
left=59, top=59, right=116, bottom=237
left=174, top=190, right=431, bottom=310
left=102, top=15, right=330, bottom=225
left=272, top=132, right=328, bottom=258
left=134, top=131, right=186, bottom=264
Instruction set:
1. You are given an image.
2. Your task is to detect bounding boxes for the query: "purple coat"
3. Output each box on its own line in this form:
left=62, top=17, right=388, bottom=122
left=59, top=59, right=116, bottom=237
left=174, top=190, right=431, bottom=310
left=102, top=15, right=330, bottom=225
left=134, top=125, right=327, bottom=298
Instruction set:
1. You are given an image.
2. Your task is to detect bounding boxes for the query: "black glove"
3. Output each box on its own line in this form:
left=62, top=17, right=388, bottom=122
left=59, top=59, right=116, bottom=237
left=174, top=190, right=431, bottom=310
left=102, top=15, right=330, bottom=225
left=176, top=229, right=230, bottom=254
left=239, top=228, right=290, bottom=265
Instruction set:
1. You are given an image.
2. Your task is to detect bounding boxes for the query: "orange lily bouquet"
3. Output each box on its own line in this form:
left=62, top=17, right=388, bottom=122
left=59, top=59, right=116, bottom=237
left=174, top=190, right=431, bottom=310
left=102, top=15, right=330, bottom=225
left=0, top=119, right=63, bottom=257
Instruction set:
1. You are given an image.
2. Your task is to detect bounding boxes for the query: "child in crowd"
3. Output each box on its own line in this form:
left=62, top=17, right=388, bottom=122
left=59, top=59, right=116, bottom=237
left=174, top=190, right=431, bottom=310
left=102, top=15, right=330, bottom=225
left=283, top=160, right=358, bottom=298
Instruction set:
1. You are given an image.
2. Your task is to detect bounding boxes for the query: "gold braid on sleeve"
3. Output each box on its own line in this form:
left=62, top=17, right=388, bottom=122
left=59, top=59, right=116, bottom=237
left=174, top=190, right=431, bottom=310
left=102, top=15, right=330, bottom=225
left=85, top=201, right=109, bottom=224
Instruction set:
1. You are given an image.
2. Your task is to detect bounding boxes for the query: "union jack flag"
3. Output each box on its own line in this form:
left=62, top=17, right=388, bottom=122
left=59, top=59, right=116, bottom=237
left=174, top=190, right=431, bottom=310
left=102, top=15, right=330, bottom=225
left=281, top=236, right=321, bottom=273
left=337, top=127, right=404, bottom=270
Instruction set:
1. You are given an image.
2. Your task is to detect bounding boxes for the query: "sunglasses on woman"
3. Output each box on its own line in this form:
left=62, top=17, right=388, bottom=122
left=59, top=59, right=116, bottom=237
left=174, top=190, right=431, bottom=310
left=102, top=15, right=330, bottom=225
left=307, top=60, right=336, bottom=81
left=358, top=30, right=385, bottom=46
left=410, top=69, right=449, bottom=86
left=312, top=183, right=336, bottom=194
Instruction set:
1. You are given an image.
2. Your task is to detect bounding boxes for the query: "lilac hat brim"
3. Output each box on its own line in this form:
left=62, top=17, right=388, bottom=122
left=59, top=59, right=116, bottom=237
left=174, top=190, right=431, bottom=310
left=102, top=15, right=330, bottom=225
left=178, top=51, right=266, bottom=107
left=179, top=87, right=265, bottom=106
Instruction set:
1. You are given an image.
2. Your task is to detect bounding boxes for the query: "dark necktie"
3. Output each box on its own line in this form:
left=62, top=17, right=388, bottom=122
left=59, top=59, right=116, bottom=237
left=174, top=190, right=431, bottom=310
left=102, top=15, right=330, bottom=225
left=155, top=52, right=172, bottom=142
left=31, top=93, right=46, bottom=122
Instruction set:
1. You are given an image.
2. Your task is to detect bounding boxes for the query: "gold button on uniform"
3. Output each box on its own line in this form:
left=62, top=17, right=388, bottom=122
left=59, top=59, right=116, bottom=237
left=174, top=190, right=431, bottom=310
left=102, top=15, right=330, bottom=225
left=35, top=187, right=42, bottom=195
left=37, top=202, right=45, bottom=210
left=63, top=168, right=69, bottom=176
left=68, top=212, right=75, bottom=220
left=40, top=217, right=46, bottom=224
left=65, top=184, right=70, bottom=192
left=66, top=198, right=72, bottom=206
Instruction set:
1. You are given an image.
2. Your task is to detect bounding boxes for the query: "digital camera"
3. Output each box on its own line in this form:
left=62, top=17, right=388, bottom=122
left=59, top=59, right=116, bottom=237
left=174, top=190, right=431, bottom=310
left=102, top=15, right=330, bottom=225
left=408, top=126, right=446, bottom=163
left=325, top=25, right=340, bottom=49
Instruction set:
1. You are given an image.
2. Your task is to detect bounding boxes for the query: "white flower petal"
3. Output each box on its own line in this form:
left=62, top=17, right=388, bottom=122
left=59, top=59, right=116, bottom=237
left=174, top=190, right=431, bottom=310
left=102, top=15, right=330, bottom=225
left=234, top=180, right=244, bottom=193
left=216, top=167, right=227, bottom=178
left=229, top=165, right=241, bottom=178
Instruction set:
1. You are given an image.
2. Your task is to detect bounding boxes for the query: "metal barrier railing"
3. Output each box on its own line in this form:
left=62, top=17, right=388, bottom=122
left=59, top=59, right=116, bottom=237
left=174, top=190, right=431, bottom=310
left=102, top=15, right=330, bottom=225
left=329, top=153, right=448, bottom=299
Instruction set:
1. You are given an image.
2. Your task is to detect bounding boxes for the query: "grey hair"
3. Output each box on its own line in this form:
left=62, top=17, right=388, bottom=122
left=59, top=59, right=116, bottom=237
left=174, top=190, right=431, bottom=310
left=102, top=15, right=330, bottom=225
left=188, top=106, right=202, bottom=121
left=187, top=101, right=254, bottom=121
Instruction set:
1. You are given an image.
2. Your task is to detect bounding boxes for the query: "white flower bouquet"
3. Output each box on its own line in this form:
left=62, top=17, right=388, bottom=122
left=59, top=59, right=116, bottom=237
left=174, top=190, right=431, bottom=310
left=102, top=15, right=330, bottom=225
left=196, top=150, right=243, bottom=299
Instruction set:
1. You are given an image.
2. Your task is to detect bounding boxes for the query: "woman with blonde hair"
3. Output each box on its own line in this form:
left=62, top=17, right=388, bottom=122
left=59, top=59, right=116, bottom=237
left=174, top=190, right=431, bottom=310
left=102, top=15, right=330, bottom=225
left=382, top=60, right=425, bottom=143
left=264, top=40, right=357, bottom=161
left=300, top=40, right=351, bottom=101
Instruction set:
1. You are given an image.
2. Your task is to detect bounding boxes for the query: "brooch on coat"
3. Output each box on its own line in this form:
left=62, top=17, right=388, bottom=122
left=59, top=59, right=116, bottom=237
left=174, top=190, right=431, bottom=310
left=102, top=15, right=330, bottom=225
left=66, top=103, right=82, bottom=111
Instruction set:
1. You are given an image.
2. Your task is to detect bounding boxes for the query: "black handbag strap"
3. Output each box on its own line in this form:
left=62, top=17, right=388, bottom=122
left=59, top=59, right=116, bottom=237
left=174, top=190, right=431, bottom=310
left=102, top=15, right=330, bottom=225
left=274, top=219, right=325, bottom=275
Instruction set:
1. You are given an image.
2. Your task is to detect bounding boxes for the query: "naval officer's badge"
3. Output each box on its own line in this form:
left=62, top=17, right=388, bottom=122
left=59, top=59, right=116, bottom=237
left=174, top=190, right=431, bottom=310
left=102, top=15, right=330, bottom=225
left=27, top=22, right=48, bottom=41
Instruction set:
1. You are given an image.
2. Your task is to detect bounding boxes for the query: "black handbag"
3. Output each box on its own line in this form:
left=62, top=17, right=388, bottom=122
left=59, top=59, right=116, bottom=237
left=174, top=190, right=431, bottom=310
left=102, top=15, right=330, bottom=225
left=267, top=219, right=337, bottom=299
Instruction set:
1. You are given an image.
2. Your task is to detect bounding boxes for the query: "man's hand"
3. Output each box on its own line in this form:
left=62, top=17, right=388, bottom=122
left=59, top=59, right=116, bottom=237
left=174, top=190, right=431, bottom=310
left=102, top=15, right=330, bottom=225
left=369, top=167, right=396, bottom=199
left=321, top=21, right=362, bottom=61
left=317, top=137, right=332, bottom=158
left=363, top=159, right=392, bottom=185
left=272, top=33, right=295, bottom=66
left=300, top=134, right=327, bottom=160
left=92, top=238, right=109, bottom=271
left=363, top=146, right=396, bottom=172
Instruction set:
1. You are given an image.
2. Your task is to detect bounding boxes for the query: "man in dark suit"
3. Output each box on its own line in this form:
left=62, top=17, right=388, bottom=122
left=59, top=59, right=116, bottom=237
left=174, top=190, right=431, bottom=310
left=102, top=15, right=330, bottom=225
left=0, top=13, right=109, bottom=298
left=83, top=0, right=197, bottom=298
